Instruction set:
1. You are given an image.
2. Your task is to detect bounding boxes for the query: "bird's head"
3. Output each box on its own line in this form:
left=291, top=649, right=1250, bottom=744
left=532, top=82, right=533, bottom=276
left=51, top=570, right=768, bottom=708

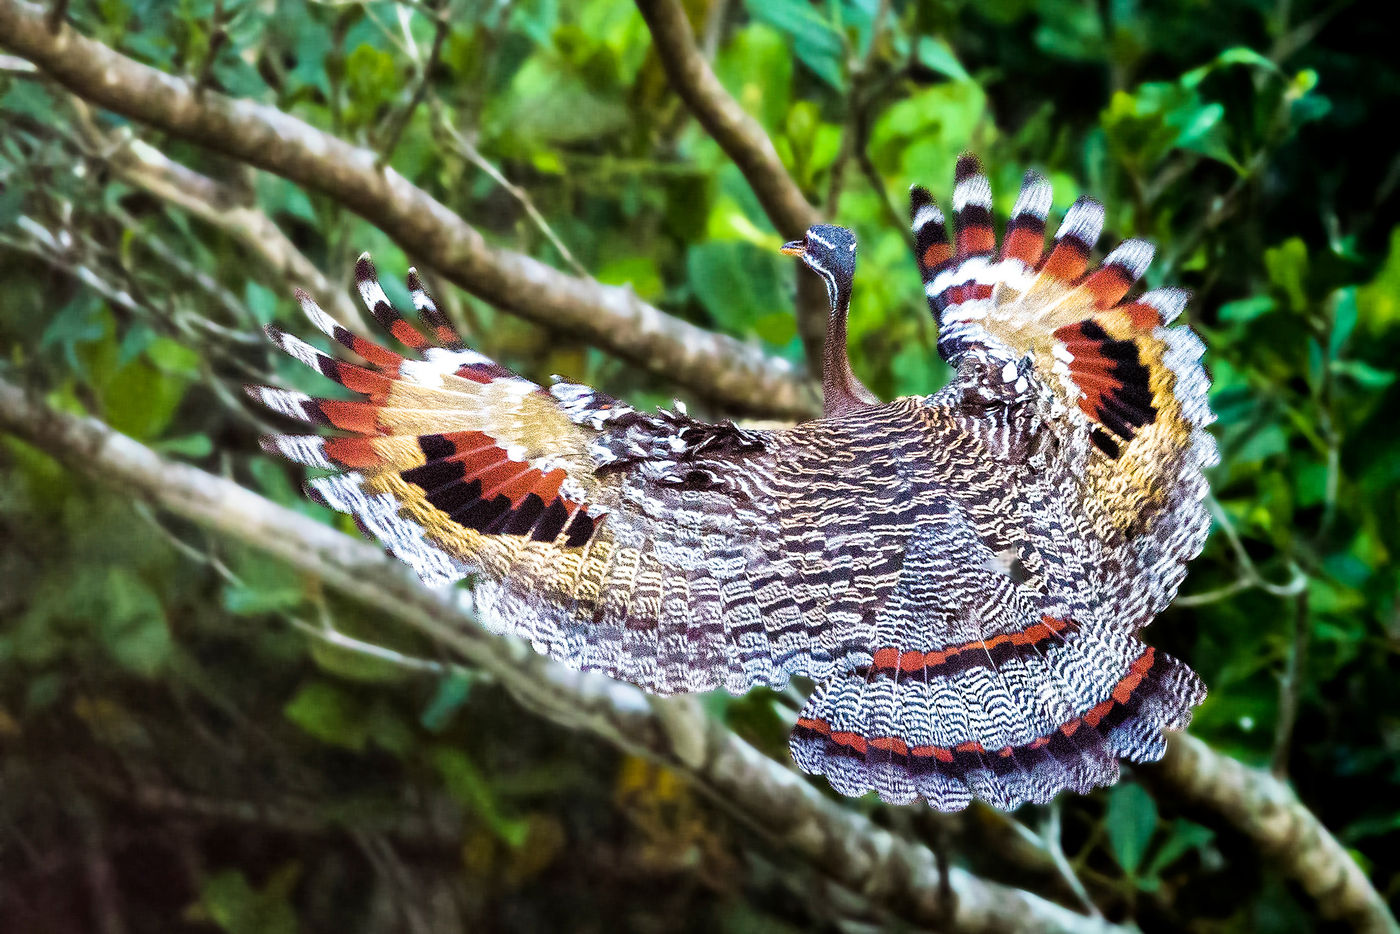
left=782, top=225, right=857, bottom=300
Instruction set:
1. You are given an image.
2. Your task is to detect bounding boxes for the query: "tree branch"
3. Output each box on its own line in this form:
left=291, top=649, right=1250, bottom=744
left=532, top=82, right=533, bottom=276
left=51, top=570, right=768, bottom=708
left=633, top=0, right=818, bottom=240
left=1139, top=733, right=1395, bottom=933
left=1271, top=590, right=1311, bottom=777
left=0, top=0, right=818, bottom=419
left=633, top=0, right=831, bottom=372
left=5, top=380, right=1391, bottom=932
left=0, top=375, right=1121, bottom=934
left=62, top=96, right=370, bottom=333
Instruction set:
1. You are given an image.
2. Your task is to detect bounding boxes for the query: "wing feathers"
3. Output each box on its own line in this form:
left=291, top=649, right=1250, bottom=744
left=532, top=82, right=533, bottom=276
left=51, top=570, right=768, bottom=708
left=248, top=153, right=1212, bottom=815
left=253, top=258, right=801, bottom=700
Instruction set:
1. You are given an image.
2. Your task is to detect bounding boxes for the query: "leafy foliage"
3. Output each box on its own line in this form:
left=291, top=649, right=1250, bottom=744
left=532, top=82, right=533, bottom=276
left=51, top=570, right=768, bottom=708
left=2, top=0, right=1397, bottom=930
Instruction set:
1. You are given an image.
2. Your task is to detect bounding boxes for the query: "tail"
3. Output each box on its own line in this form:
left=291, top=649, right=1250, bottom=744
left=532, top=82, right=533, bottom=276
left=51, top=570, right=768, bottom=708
left=791, top=636, right=1204, bottom=810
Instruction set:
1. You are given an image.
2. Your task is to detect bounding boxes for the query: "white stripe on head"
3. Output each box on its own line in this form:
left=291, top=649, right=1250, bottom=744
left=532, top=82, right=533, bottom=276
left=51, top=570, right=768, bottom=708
left=812, top=262, right=840, bottom=308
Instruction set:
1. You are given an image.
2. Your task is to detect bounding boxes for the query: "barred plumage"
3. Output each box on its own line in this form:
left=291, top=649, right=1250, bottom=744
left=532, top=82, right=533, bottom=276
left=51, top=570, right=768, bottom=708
left=249, top=157, right=1214, bottom=811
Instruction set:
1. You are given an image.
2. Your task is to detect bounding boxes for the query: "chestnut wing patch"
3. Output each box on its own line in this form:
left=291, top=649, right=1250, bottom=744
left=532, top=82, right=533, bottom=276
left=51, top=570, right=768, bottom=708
left=1053, top=319, right=1158, bottom=454
left=400, top=431, right=598, bottom=546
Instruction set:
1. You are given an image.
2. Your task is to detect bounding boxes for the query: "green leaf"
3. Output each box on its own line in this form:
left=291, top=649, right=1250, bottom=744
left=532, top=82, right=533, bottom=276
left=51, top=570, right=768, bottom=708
left=98, top=568, right=173, bottom=677
left=1219, top=296, right=1276, bottom=323
left=744, top=0, right=844, bottom=89
left=1356, top=229, right=1400, bottom=336
left=870, top=83, right=987, bottom=179
left=595, top=256, right=663, bottom=301
left=1212, top=46, right=1278, bottom=74
left=117, top=324, right=158, bottom=366
left=1102, top=81, right=1235, bottom=172
left=1264, top=238, right=1309, bottom=312
left=1329, top=288, right=1358, bottom=358
left=1332, top=359, right=1397, bottom=390
left=40, top=294, right=106, bottom=375
left=197, top=866, right=300, bottom=934
left=0, top=183, right=25, bottom=229
left=283, top=681, right=370, bottom=751
left=345, top=43, right=398, bottom=115
left=686, top=241, right=787, bottom=336
left=0, top=81, right=55, bottom=121
left=916, top=36, right=971, bottom=83
left=153, top=433, right=214, bottom=459
left=1145, top=819, right=1214, bottom=878
left=716, top=25, right=793, bottom=133
left=244, top=280, right=281, bottom=325
left=431, top=747, right=530, bottom=846
left=1105, top=781, right=1158, bottom=875
left=420, top=670, right=474, bottom=732
left=493, top=55, right=630, bottom=147
left=221, top=550, right=305, bottom=616
left=99, top=358, right=188, bottom=441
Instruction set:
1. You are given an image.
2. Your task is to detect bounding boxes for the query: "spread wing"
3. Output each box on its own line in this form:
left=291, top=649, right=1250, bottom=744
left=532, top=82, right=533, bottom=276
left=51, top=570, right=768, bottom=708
left=252, top=257, right=840, bottom=696
left=252, top=152, right=1216, bottom=815
left=789, top=158, right=1215, bottom=810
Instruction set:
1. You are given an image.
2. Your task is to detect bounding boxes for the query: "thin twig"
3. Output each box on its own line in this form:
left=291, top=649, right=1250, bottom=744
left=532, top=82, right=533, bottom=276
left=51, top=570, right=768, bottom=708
left=1042, top=804, right=1101, bottom=918
left=1270, top=589, right=1310, bottom=777
left=378, top=3, right=448, bottom=168
left=288, top=615, right=456, bottom=676
left=824, top=0, right=889, bottom=216
left=1175, top=497, right=1308, bottom=606
left=433, top=104, right=591, bottom=279
left=992, top=808, right=1101, bottom=918
left=699, top=0, right=730, bottom=61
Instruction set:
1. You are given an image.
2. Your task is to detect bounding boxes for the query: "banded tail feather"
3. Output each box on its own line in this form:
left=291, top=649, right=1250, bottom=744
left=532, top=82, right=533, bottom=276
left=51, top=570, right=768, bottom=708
left=249, top=155, right=1213, bottom=812
left=791, top=642, right=1202, bottom=810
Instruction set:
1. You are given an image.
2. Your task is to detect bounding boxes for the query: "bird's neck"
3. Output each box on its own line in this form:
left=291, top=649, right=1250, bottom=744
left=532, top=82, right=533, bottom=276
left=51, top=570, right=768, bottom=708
left=822, top=280, right=877, bottom=417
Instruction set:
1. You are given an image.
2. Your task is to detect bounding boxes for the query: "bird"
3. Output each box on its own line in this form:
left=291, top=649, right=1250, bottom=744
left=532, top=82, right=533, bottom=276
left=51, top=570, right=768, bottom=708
left=248, top=155, right=1216, bottom=811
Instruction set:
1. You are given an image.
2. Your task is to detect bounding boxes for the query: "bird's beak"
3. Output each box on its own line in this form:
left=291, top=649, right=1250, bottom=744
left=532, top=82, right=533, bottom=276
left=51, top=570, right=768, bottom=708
left=780, top=240, right=805, bottom=256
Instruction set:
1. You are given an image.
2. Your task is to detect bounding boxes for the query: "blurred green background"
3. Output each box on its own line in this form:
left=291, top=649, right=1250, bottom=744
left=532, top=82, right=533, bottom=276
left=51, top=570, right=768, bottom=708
left=1, top=0, right=1396, bottom=930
